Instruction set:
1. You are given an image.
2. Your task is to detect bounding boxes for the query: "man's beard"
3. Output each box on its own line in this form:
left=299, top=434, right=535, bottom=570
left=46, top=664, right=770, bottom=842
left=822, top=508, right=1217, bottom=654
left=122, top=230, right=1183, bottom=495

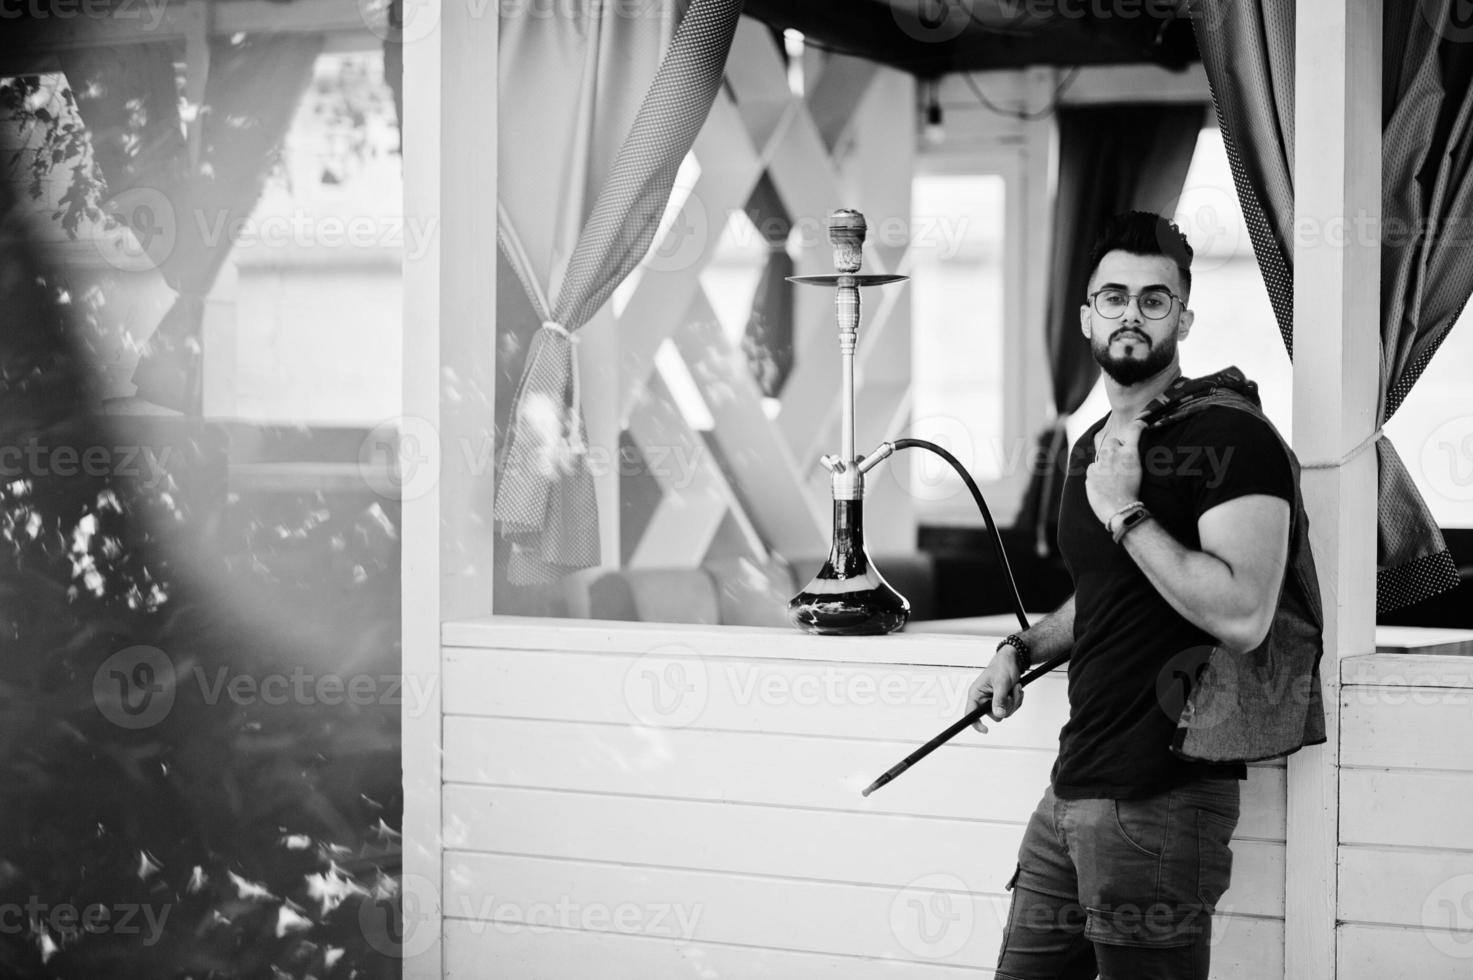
left=1091, top=326, right=1177, bottom=385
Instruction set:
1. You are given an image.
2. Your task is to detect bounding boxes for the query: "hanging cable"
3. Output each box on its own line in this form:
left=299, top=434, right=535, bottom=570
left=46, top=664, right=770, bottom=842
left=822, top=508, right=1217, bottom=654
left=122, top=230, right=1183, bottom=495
left=962, top=66, right=1080, bottom=121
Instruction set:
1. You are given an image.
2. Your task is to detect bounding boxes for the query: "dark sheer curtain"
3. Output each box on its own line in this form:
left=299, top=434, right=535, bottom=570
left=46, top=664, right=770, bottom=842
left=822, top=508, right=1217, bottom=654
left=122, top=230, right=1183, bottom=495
left=742, top=172, right=795, bottom=397
left=59, top=35, right=323, bottom=414
left=1017, top=102, right=1206, bottom=556
left=1197, top=0, right=1473, bottom=612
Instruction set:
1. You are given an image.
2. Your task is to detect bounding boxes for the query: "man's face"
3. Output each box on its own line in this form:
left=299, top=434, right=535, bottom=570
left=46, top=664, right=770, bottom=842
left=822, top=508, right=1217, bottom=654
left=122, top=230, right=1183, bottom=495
left=1079, top=250, right=1194, bottom=386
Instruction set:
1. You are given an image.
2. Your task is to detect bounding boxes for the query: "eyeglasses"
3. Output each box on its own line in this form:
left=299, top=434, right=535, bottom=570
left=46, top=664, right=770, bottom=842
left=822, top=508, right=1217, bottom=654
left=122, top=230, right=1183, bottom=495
left=1087, top=287, right=1182, bottom=320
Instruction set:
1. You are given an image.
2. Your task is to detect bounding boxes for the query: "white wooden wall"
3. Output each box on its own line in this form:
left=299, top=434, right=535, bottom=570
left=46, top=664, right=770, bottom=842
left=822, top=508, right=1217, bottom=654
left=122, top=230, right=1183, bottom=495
left=1337, top=654, right=1473, bottom=979
left=438, top=620, right=1284, bottom=977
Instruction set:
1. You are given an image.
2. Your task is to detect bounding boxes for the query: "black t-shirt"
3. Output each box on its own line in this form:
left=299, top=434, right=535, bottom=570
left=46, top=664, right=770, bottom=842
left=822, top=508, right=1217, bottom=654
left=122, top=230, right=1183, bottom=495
left=1052, top=404, right=1294, bottom=799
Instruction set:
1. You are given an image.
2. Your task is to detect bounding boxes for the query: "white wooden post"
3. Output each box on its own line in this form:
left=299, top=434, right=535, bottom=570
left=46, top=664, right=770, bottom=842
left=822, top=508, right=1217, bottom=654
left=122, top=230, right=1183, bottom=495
left=1288, top=2, right=1381, bottom=979
left=401, top=0, right=499, bottom=974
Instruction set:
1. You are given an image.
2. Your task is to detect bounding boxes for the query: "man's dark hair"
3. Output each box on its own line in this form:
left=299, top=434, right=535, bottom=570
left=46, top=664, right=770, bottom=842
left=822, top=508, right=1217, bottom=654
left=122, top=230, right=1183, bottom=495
left=1086, top=211, right=1194, bottom=297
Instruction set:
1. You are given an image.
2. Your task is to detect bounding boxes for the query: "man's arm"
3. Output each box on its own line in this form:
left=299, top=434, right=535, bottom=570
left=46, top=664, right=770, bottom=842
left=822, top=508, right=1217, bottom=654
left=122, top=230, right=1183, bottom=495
left=1117, top=494, right=1289, bottom=653
left=966, top=594, right=1074, bottom=731
left=1090, top=417, right=1290, bottom=654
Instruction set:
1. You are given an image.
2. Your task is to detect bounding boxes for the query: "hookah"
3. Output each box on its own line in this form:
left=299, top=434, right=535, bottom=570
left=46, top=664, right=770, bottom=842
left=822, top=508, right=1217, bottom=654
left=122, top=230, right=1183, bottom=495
left=784, top=209, right=1071, bottom=794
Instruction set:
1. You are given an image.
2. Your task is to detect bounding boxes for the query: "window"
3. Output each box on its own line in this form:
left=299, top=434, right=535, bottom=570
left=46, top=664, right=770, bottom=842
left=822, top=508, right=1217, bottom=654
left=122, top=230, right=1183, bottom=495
left=227, top=51, right=403, bottom=424
left=908, top=172, right=1008, bottom=515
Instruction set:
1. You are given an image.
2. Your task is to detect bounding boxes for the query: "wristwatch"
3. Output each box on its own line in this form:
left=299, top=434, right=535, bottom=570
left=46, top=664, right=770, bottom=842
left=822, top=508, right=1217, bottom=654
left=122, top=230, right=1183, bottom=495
left=1111, top=503, right=1152, bottom=544
left=998, top=633, right=1032, bottom=672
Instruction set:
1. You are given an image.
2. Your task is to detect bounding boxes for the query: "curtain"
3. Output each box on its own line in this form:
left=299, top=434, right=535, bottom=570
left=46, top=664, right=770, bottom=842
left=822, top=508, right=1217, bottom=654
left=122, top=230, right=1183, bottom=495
left=1197, top=0, right=1473, bottom=612
left=742, top=172, right=795, bottom=397
left=492, top=0, right=743, bottom=585
left=1017, top=103, right=1205, bottom=556
left=60, top=35, right=322, bottom=414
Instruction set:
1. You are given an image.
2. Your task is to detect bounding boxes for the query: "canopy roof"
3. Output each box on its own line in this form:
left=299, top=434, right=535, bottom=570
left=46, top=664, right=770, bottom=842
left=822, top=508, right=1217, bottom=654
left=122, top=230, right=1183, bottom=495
left=742, top=0, right=1201, bottom=75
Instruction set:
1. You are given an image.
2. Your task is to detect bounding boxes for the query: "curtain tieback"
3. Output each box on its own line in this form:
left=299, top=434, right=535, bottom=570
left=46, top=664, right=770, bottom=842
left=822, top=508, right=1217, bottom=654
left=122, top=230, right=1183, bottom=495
left=541, top=321, right=586, bottom=455
left=1301, top=427, right=1382, bottom=470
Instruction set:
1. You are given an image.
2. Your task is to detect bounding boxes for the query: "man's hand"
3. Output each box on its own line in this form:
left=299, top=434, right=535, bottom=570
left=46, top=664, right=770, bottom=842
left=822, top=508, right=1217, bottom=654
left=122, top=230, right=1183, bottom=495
left=968, top=647, right=1024, bottom=733
left=1086, top=418, right=1147, bottom=524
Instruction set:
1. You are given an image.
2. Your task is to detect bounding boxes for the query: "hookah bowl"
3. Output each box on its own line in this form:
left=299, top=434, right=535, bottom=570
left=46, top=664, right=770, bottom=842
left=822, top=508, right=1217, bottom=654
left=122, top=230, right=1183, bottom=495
left=786, top=209, right=911, bottom=636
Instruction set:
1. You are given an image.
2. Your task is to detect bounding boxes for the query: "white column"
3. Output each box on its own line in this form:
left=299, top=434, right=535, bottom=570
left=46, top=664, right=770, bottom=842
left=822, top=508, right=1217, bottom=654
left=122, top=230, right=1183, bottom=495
left=1288, top=2, right=1380, bottom=979
left=401, top=0, right=499, bottom=974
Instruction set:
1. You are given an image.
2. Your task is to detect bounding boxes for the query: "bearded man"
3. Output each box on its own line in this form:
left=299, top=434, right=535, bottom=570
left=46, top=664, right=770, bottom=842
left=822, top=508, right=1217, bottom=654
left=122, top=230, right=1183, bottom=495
left=969, top=211, right=1317, bottom=980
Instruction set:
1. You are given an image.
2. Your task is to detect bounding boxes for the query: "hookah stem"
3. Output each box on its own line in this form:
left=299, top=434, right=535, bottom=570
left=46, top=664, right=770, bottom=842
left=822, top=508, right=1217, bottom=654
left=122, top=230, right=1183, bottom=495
left=837, top=276, right=859, bottom=465
left=860, top=648, right=1071, bottom=797
left=891, top=438, right=1028, bottom=632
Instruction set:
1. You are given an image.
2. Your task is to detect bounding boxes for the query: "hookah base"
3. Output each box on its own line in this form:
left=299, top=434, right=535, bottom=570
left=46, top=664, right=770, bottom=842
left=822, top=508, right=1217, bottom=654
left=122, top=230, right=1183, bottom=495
left=787, top=583, right=910, bottom=636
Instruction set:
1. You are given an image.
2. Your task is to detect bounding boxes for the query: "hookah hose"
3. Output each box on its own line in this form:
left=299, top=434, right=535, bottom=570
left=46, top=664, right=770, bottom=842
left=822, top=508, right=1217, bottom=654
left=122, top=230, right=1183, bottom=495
left=891, top=438, right=1028, bottom=632
left=860, top=438, right=1071, bottom=797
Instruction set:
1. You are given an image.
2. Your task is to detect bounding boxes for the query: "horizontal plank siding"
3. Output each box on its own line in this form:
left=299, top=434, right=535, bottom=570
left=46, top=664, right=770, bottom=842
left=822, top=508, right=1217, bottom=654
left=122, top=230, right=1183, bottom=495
left=444, top=919, right=996, bottom=979
left=443, top=646, right=1070, bottom=748
left=443, top=714, right=1287, bottom=839
left=442, top=852, right=1282, bottom=977
left=440, top=620, right=1304, bottom=976
left=1337, top=658, right=1473, bottom=975
left=443, top=714, right=1055, bottom=824
left=1338, top=923, right=1473, bottom=980
left=1340, top=847, right=1473, bottom=927
left=1340, top=687, right=1473, bottom=772
left=442, top=784, right=1285, bottom=917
